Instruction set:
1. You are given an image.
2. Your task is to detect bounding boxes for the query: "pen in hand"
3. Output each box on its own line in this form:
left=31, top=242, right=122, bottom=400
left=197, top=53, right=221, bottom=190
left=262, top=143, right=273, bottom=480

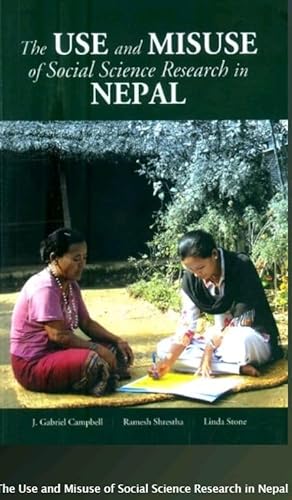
left=151, top=352, right=160, bottom=379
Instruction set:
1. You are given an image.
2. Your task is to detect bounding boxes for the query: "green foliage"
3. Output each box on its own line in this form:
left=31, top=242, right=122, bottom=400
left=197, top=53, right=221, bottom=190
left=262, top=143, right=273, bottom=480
left=128, top=273, right=181, bottom=312
left=273, top=275, right=288, bottom=312
left=139, top=120, right=283, bottom=257
left=134, top=119, right=288, bottom=311
left=252, top=193, right=288, bottom=275
left=2, top=119, right=287, bottom=310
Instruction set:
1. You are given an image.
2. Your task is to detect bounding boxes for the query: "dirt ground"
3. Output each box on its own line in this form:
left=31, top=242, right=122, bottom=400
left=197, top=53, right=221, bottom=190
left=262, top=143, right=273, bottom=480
left=0, top=287, right=288, bottom=408
left=82, top=288, right=288, bottom=358
left=0, top=288, right=178, bottom=367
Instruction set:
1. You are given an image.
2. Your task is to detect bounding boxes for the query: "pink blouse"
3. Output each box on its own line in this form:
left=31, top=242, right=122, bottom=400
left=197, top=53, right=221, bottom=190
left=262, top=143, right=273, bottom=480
left=10, top=268, right=90, bottom=361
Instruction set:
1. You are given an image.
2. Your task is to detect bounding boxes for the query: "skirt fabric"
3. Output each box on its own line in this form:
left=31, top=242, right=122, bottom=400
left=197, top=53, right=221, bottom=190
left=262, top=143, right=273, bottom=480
left=11, top=348, right=117, bottom=395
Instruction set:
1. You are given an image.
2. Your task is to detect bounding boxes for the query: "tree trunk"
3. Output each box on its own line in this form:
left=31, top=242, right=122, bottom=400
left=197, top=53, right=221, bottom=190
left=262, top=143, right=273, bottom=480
left=269, top=121, right=286, bottom=194
left=58, top=164, right=71, bottom=228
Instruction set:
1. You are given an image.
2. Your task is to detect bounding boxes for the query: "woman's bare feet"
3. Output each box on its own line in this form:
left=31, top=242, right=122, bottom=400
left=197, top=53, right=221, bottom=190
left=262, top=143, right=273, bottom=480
left=240, top=364, right=260, bottom=377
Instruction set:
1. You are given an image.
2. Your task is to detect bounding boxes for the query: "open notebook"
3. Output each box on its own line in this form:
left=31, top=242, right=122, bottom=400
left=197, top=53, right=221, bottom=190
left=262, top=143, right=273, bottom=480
left=118, top=372, right=239, bottom=403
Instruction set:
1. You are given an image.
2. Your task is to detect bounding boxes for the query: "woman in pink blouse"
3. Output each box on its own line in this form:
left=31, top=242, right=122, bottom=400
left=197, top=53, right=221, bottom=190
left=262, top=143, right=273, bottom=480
left=10, top=228, right=133, bottom=396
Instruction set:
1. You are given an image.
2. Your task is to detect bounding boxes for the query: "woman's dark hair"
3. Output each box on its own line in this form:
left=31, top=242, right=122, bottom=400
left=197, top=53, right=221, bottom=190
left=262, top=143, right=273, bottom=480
left=40, top=228, right=85, bottom=264
left=178, top=230, right=217, bottom=259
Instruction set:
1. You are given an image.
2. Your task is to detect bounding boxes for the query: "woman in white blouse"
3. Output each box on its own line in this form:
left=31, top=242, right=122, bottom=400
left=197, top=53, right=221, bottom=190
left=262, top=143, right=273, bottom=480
left=153, top=229, right=282, bottom=378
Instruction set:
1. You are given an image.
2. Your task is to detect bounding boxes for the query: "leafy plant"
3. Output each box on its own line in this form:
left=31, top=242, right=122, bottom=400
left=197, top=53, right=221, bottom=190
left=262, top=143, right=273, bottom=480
left=273, top=274, right=288, bottom=312
left=133, top=120, right=288, bottom=311
left=128, top=273, right=181, bottom=312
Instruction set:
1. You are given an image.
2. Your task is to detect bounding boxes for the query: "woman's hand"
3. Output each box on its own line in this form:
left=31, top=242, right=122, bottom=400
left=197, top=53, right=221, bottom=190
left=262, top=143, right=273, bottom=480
left=94, top=344, right=117, bottom=371
left=148, top=359, right=172, bottom=379
left=196, top=346, right=213, bottom=377
left=116, top=339, right=134, bottom=365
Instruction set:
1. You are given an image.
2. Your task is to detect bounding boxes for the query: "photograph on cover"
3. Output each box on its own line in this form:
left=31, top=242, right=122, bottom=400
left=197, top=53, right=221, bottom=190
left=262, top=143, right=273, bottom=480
left=0, top=119, right=288, bottom=410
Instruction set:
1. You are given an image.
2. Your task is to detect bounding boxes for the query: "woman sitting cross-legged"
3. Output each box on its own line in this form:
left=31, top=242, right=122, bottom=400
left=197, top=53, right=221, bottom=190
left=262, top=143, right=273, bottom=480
left=10, top=228, right=134, bottom=396
left=151, top=229, right=282, bottom=379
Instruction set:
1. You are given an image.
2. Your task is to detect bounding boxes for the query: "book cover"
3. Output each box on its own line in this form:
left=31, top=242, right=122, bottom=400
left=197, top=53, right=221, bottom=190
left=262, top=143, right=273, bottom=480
left=0, top=0, right=289, bottom=496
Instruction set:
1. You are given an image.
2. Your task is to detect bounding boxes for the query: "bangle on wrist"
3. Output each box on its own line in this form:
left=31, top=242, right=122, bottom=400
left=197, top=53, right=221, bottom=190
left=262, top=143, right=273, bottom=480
left=180, top=330, right=194, bottom=347
left=184, top=330, right=194, bottom=340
